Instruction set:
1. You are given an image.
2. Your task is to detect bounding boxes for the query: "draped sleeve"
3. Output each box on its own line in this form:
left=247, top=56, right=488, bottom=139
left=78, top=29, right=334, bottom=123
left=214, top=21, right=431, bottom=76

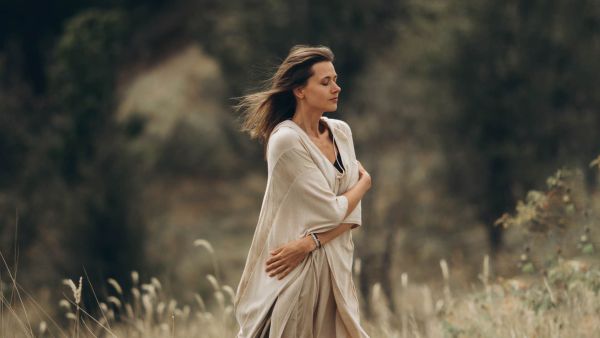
left=343, top=199, right=361, bottom=228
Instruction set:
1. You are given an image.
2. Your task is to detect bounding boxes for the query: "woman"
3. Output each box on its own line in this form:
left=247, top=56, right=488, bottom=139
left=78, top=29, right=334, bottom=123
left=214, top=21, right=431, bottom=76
left=234, top=45, right=372, bottom=338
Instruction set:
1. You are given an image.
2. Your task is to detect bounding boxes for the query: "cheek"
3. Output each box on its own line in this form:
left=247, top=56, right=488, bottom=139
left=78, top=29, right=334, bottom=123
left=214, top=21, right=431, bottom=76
left=310, top=86, right=330, bottom=101
left=306, top=86, right=331, bottom=104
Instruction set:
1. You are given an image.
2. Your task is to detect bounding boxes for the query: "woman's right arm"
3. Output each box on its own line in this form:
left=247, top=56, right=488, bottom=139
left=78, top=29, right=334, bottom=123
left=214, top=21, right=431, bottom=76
left=341, top=160, right=371, bottom=219
left=310, top=161, right=370, bottom=248
left=266, top=161, right=371, bottom=279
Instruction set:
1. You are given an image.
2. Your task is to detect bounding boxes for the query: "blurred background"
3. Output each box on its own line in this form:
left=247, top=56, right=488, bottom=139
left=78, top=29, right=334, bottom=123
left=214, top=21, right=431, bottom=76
left=1, top=0, right=599, bottom=323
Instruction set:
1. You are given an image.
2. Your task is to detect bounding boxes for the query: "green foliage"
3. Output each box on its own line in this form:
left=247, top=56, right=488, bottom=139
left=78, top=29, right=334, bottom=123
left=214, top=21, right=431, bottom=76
left=444, top=0, right=600, bottom=248
left=50, top=9, right=129, bottom=173
left=45, top=9, right=147, bottom=295
left=521, top=262, right=535, bottom=274
left=496, top=162, right=599, bottom=283
left=581, top=243, right=594, bottom=255
left=1, top=8, right=147, bottom=294
left=495, top=169, right=583, bottom=234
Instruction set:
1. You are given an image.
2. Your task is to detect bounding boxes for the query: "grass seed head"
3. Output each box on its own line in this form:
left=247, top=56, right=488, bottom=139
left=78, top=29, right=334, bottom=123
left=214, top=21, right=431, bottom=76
left=107, top=296, right=122, bottom=308
left=131, top=271, right=139, bottom=285
left=59, top=299, right=71, bottom=310
left=142, top=294, right=153, bottom=317
left=194, top=294, right=206, bottom=312
left=354, top=258, right=362, bottom=275
left=222, top=285, right=235, bottom=303
left=157, top=301, right=166, bottom=317
left=107, top=278, right=123, bottom=295
left=151, top=277, right=162, bottom=290
left=141, top=283, right=156, bottom=298
left=206, top=274, right=220, bottom=291
left=39, top=321, right=47, bottom=334
left=62, top=277, right=82, bottom=304
left=440, top=259, right=450, bottom=281
left=193, top=239, right=215, bottom=255
left=132, top=287, right=141, bottom=301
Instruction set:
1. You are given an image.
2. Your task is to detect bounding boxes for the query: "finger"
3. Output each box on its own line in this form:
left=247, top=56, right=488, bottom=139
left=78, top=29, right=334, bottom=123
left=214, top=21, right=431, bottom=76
left=266, top=259, right=285, bottom=273
left=266, top=255, right=280, bottom=265
left=269, top=263, right=289, bottom=277
left=275, top=260, right=292, bottom=273
left=278, top=266, right=295, bottom=280
left=266, top=250, right=288, bottom=265
left=277, top=257, right=305, bottom=279
left=270, top=247, right=283, bottom=255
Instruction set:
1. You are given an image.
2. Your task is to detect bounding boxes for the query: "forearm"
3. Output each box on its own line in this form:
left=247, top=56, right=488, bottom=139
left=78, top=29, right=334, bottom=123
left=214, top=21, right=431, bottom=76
left=315, top=223, right=353, bottom=246
left=300, top=222, right=353, bottom=252
left=342, top=176, right=371, bottom=219
left=301, top=168, right=371, bottom=253
left=313, top=177, right=370, bottom=247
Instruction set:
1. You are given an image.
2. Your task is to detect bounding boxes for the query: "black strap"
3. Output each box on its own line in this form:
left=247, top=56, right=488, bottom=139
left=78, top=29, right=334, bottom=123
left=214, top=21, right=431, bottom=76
left=333, top=141, right=345, bottom=173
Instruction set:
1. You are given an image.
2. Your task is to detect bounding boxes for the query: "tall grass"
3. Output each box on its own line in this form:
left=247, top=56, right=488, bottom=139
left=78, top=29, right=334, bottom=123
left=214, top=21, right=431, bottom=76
left=1, top=159, right=599, bottom=337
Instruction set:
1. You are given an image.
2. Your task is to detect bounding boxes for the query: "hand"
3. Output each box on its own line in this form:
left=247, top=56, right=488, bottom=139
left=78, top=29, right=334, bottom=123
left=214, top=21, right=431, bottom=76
left=357, top=160, right=372, bottom=188
left=266, top=236, right=315, bottom=280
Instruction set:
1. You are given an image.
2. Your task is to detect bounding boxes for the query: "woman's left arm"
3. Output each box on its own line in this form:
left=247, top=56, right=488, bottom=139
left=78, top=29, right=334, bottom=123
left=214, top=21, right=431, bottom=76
left=265, top=223, right=354, bottom=279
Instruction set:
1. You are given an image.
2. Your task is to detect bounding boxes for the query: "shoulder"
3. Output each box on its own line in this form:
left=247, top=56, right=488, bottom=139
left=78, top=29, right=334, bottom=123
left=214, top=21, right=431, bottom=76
left=324, top=117, right=353, bottom=139
left=267, top=124, right=302, bottom=160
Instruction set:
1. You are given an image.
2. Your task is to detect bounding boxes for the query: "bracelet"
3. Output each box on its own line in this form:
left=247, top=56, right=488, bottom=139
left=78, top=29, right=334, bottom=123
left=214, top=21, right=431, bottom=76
left=310, top=233, right=321, bottom=250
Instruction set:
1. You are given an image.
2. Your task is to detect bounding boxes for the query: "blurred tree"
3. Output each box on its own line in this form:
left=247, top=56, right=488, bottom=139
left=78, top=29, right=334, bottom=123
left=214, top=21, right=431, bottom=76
left=0, top=0, right=167, bottom=94
left=193, top=0, right=405, bottom=93
left=345, top=0, right=481, bottom=315
left=445, top=0, right=600, bottom=251
left=46, top=9, right=147, bottom=293
left=0, top=0, right=190, bottom=287
left=0, top=8, right=149, bottom=305
left=188, top=0, right=406, bottom=161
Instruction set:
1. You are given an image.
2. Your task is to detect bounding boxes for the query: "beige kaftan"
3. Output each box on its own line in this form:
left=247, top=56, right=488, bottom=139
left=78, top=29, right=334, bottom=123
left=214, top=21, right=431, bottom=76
left=234, top=116, right=369, bottom=338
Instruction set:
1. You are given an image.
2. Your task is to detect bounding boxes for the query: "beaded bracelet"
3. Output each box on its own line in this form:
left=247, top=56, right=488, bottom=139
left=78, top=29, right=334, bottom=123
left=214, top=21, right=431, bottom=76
left=310, top=233, right=321, bottom=250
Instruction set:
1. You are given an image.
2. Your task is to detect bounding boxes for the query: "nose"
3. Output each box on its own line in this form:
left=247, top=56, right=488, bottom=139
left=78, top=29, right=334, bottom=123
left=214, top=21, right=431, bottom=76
left=332, top=81, right=341, bottom=93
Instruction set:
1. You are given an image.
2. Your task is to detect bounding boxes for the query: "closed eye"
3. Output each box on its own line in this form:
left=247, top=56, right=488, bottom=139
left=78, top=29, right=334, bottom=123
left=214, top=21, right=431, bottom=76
left=321, top=75, right=338, bottom=86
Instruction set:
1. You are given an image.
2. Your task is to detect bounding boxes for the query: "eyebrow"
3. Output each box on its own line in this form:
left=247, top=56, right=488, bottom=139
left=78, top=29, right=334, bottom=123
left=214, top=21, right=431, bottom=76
left=320, top=74, right=338, bottom=80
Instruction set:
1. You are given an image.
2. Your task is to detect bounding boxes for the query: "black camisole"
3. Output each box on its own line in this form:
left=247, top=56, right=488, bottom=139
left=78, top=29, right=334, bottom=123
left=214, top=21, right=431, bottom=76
left=333, top=140, right=345, bottom=173
left=319, top=119, right=345, bottom=173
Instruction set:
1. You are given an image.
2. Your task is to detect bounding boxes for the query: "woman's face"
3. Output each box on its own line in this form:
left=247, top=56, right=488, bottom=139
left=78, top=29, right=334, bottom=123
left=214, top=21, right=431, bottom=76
left=296, top=61, right=341, bottom=112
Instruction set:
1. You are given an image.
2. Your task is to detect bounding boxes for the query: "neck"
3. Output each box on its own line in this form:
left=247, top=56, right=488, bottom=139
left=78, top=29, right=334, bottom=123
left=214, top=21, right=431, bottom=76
left=292, top=105, right=323, bottom=138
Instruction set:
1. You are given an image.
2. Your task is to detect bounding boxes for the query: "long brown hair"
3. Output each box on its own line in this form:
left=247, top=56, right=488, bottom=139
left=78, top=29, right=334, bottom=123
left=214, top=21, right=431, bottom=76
left=236, top=45, right=334, bottom=156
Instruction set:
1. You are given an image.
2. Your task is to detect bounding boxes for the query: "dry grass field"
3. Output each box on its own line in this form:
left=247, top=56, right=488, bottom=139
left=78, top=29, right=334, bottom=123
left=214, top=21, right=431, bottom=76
left=1, top=243, right=598, bottom=337
left=2, top=166, right=600, bottom=338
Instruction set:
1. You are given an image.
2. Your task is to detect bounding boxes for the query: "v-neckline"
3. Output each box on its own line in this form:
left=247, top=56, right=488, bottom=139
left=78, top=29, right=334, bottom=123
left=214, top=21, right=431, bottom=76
left=288, top=117, right=343, bottom=171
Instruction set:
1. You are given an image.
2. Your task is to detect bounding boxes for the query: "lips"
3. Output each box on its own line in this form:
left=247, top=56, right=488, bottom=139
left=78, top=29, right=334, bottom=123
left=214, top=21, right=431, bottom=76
left=330, top=97, right=338, bottom=102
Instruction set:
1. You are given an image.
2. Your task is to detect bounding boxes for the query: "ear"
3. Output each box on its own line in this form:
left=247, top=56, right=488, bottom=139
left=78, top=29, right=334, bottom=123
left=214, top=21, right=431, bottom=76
left=293, top=87, right=305, bottom=100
